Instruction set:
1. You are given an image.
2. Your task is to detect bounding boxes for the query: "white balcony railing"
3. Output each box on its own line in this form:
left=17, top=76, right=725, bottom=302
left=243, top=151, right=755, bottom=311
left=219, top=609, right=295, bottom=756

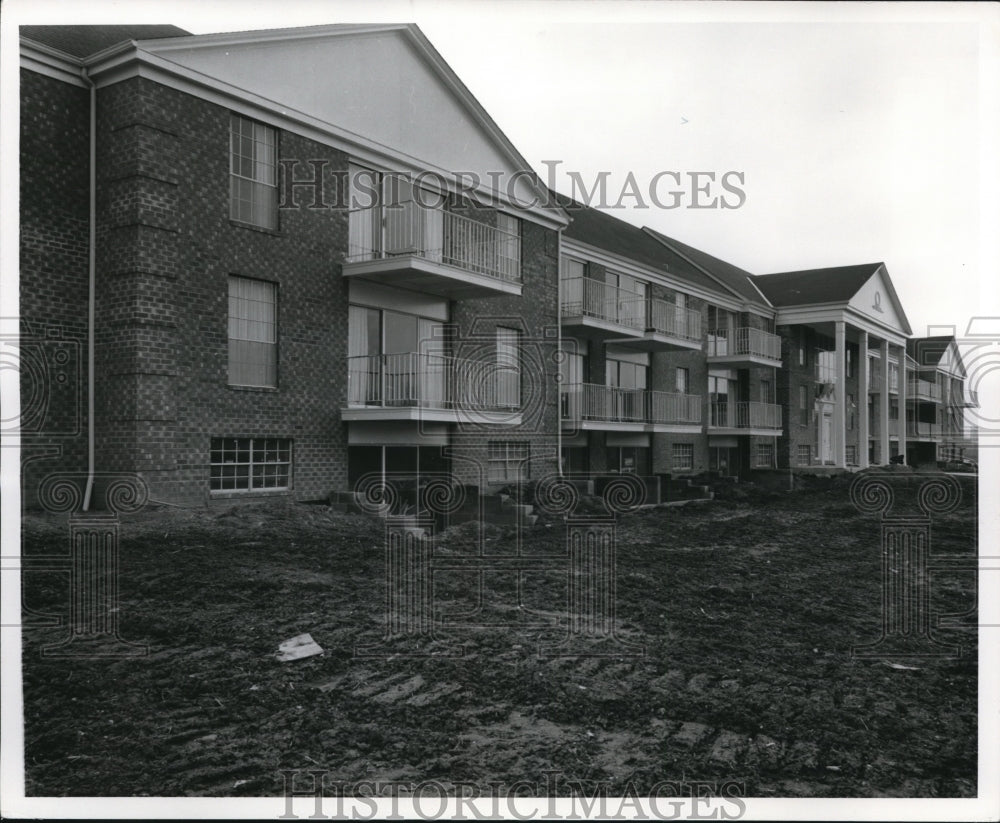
left=706, top=327, right=781, bottom=361
left=347, top=352, right=519, bottom=410
left=560, top=384, right=702, bottom=425
left=649, top=390, right=702, bottom=425
left=648, top=299, right=703, bottom=342
left=560, top=277, right=646, bottom=329
left=907, top=420, right=943, bottom=439
left=346, top=202, right=521, bottom=283
left=908, top=378, right=942, bottom=402
left=708, top=401, right=782, bottom=430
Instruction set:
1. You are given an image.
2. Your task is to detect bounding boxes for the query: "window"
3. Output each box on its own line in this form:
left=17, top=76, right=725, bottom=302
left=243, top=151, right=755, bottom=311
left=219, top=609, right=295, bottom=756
left=672, top=443, right=694, bottom=471
left=816, top=350, right=836, bottom=382
left=496, top=213, right=521, bottom=279
left=210, top=437, right=291, bottom=492
left=799, top=385, right=809, bottom=426
left=488, top=441, right=529, bottom=483
left=798, top=329, right=806, bottom=366
left=846, top=347, right=853, bottom=378
left=676, top=367, right=689, bottom=394
left=846, top=445, right=858, bottom=465
left=889, top=398, right=899, bottom=421
left=230, top=114, right=277, bottom=229
left=761, top=379, right=774, bottom=404
left=755, top=443, right=775, bottom=468
left=797, top=444, right=811, bottom=465
left=496, top=327, right=521, bottom=407
left=229, top=276, right=277, bottom=387
left=847, top=394, right=855, bottom=430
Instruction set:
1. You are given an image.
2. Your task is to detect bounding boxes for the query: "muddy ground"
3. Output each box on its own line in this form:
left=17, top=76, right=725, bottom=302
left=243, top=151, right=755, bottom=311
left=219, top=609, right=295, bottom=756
left=20, top=476, right=977, bottom=798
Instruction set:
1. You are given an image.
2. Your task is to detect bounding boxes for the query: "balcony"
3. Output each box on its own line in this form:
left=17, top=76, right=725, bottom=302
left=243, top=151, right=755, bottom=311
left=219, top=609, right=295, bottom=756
left=907, top=420, right=943, bottom=440
left=706, top=328, right=781, bottom=367
left=707, top=401, right=783, bottom=434
left=343, top=352, right=521, bottom=425
left=559, top=279, right=704, bottom=350
left=907, top=377, right=942, bottom=403
left=560, top=383, right=702, bottom=432
left=343, top=203, right=522, bottom=299
left=867, top=360, right=900, bottom=393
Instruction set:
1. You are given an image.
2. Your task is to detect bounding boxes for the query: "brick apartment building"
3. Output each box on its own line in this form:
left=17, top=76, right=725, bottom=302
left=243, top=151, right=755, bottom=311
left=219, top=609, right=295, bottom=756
left=18, top=24, right=975, bottom=509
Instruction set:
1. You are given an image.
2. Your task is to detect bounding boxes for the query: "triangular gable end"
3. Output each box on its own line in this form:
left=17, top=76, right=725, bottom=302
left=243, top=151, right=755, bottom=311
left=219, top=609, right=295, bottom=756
left=140, top=26, right=545, bottom=209
left=847, top=266, right=911, bottom=335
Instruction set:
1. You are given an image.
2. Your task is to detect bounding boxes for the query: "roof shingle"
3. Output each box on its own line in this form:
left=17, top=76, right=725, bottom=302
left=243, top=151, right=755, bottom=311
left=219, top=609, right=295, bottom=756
left=752, top=263, right=883, bottom=307
left=20, top=25, right=191, bottom=59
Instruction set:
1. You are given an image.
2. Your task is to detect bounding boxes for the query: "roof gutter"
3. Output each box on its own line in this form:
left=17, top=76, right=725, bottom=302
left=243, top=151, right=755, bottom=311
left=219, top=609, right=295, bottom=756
left=81, top=65, right=96, bottom=511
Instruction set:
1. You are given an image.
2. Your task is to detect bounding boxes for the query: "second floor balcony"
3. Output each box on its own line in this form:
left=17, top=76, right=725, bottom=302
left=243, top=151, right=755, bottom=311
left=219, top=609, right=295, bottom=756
left=707, top=401, right=783, bottom=434
left=706, top=327, right=782, bottom=367
left=343, top=202, right=522, bottom=299
left=560, top=278, right=703, bottom=350
left=343, top=352, right=522, bottom=425
left=560, top=383, right=702, bottom=431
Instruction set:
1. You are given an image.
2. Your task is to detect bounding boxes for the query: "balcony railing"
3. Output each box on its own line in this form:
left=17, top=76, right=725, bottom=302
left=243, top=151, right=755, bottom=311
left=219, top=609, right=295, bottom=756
left=908, top=378, right=942, bottom=402
left=346, top=202, right=521, bottom=284
left=347, top=352, right=519, bottom=410
left=560, top=383, right=702, bottom=426
left=907, top=420, right=943, bottom=439
left=560, top=277, right=646, bottom=329
left=867, top=360, right=901, bottom=392
left=708, top=401, right=782, bottom=430
left=706, top=327, right=781, bottom=361
left=647, top=299, right=703, bottom=342
left=649, top=390, right=703, bottom=425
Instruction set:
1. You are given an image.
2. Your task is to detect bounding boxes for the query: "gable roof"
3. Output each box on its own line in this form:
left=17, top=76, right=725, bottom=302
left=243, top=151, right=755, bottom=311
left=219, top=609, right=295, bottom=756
left=551, top=192, right=724, bottom=292
left=907, top=335, right=965, bottom=376
left=20, top=25, right=191, bottom=58
left=753, top=263, right=883, bottom=307
left=643, top=227, right=770, bottom=308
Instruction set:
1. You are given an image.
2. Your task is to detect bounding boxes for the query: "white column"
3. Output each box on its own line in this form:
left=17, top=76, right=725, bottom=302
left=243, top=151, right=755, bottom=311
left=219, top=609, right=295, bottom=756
left=880, top=339, right=891, bottom=464
left=897, top=343, right=908, bottom=463
left=834, top=321, right=847, bottom=468
left=858, top=330, right=869, bottom=468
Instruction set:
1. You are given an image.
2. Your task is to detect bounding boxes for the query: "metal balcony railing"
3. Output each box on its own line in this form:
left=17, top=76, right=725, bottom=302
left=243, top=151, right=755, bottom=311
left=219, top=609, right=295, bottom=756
left=647, top=299, right=703, bottom=342
left=706, top=327, right=781, bottom=361
left=347, top=352, right=519, bottom=410
left=907, top=420, right=943, bottom=439
left=346, top=202, right=521, bottom=283
left=708, top=401, right=783, bottom=430
left=560, top=383, right=703, bottom=425
left=560, top=277, right=646, bottom=329
left=908, top=378, right=942, bottom=402
left=648, top=390, right=702, bottom=424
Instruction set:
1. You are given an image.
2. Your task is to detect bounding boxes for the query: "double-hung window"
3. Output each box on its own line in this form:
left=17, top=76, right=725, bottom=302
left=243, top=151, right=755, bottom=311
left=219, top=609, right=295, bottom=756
left=229, top=276, right=277, bottom=387
left=230, top=114, right=277, bottom=229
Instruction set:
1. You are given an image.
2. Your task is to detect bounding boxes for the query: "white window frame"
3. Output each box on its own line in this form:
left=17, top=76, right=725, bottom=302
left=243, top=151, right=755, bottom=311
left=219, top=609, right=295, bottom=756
left=230, top=114, right=277, bottom=229
left=488, top=441, right=529, bottom=483
left=210, top=437, right=292, bottom=492
left=671, top=443, right=694, bottom=471
left=228, top=276, right=278, bottom=388
left=755, top=442, right=775, bottom=468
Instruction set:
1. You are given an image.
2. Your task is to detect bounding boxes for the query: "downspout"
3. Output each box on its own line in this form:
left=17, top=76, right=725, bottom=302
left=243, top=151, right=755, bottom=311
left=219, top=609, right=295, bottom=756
left=81, top=66, right=96, bottom=511
left=555, top=227, right=562, bottom=475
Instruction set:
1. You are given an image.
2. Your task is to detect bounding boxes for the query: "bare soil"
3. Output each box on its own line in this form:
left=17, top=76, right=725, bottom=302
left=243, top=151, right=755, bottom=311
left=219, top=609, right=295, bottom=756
left=20, top=479, right=978, bottom=798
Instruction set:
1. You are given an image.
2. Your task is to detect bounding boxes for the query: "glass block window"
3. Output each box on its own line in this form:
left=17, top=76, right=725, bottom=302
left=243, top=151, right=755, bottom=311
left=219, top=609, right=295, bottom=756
left=230, top=114, right=277, bottom=229
left=671, top=443, right=694, bottom=471
left=210, top=437, right=291, bottom=492
left=229, top=276, right=277, bottom=387
left=488, top=441, right=529, bottom=483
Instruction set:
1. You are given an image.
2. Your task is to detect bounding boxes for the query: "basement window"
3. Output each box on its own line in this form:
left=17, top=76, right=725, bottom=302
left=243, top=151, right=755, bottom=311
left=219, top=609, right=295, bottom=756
left=210, top=437, right=292, bottom=492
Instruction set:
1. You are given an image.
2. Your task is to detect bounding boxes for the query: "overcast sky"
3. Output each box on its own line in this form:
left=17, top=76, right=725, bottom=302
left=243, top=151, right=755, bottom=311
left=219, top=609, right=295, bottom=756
left=7, top=0, right=1000, bottom=338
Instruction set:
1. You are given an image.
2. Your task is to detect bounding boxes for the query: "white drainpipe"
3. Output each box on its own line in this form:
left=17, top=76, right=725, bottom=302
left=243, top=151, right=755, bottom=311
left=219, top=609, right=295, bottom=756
left=81, top=66, right=96, bottom=511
